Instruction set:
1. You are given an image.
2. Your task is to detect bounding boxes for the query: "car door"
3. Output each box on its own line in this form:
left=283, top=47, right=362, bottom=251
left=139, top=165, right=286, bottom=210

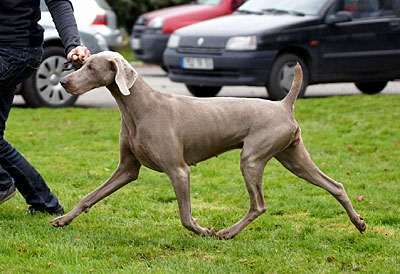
left=318, top=0, right=400, bottom=80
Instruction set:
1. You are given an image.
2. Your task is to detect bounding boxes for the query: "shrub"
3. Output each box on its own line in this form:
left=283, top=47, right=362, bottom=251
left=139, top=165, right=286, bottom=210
left=107, top=0, right=191, bottom=32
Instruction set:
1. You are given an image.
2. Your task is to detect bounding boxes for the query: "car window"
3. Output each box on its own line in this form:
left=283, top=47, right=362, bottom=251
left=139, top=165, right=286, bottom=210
left=40, top=0, right=48, bottom=11
left=95, top=0, right=112, bottom=10
left=338, top=0, right=394, bottom=19
left=238, top=0, right=329, bottom=16
left=196, top=0, right=222, bottom=5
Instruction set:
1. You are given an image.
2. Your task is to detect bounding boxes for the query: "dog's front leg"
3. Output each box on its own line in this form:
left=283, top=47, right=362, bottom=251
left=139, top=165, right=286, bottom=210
left=50, top=141, right=141, bottom=227
left=167, top=165, right=217, bottom=237
left=50, top=162, right=140, bottom=227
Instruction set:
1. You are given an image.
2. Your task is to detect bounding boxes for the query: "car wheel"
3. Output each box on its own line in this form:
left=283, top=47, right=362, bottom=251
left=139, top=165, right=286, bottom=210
left=355, top=81, right=387, bottom=94
left=21, top=46, right=78, bottom=108
left=160, top=65, right=169, bottom=73
left=266, top=53, right=309, bottom=100
left=186, top=85, right=222, bottom=97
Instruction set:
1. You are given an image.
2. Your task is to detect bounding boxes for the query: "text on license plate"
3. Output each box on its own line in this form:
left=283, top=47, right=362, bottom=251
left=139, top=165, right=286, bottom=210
left=181, top=57, right=214, bottom=70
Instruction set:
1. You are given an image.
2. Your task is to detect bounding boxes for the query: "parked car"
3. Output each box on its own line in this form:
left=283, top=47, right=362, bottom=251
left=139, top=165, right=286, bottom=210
left=164, top=0, right=400, bottom=99
left=16, top=0, right=113, bottom=108
left=40, top=0, right=122, bottom=48
left=17, top=24, right=109, bottom=108
left=131, top=0, right=244, bottom=71
left=69, top=0, right=123, bottom=50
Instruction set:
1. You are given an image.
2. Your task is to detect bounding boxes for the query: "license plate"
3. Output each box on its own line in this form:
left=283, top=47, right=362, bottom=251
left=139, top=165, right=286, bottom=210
left=131, top=38, right=141, bottom=50
left=181, top=57, right=214, bottom=70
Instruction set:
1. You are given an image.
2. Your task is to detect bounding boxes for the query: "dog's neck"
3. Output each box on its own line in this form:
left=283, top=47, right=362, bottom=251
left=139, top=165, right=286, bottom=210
left=107, top=75, right=162, bottom=126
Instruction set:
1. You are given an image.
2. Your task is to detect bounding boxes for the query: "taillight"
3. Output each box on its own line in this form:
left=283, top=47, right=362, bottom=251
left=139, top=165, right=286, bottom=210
left=92, top=14, right=108, bottom=26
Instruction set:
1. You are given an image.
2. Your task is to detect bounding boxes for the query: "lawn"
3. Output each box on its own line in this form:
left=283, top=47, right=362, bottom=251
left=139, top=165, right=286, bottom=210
left=0, top=94, right=399, bottom=273
left=118, top=47, right=139, bottom=63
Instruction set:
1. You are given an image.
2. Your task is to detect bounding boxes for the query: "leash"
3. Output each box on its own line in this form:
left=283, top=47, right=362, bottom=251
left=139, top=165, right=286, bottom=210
left=63, top=54, right=84, bottom=71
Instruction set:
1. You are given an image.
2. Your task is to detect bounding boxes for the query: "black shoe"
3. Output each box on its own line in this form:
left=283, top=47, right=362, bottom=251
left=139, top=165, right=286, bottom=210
left=25, top=204, right=64, bottom=216
left=0, top=183, right=16, bottom=205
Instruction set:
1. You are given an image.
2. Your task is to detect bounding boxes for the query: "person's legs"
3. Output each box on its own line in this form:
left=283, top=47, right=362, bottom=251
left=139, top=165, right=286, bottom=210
left=0, top=164, right=14, bottom=190
left=0, top=83, right=17, bottom=204
left=0, top=164, right=16, bottom=204
left=0, top=46, right=63, bottom=214
left=0, top=136, right=62, bottom=211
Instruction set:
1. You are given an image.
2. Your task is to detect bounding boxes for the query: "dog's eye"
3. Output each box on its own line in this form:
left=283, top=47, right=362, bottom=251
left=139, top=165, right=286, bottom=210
left=87, top=64, right=92, bottom=70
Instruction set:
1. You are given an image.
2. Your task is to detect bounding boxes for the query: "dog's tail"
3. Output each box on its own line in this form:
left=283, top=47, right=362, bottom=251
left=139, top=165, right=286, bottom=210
left=281, top=63, right=303, bottom=110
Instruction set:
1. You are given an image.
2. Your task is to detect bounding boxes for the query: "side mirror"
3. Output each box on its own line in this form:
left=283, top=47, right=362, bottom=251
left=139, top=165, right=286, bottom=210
left=325, top=11, right=353, bottom=24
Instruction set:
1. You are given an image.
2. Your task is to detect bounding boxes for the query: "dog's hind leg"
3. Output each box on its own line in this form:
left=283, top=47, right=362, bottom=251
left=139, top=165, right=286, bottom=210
left=275, top=136, right=366, bottom=233
left=216, top=148, right=269, bottom=240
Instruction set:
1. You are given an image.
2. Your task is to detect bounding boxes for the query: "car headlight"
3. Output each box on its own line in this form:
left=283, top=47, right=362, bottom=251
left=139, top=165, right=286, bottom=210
left=226, top=36, right=257, bottom=51
left=148, top=17, right=165, bottom=29
left=167, top=34, right=180, bottom=48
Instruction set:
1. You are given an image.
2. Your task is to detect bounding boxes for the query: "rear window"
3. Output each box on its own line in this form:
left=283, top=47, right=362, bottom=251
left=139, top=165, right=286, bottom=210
left=197, top=0, right=222, bottom=5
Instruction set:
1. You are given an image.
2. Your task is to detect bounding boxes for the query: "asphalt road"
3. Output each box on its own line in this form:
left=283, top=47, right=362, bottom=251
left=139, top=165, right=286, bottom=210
left=13, top=64, right=400, bottom=108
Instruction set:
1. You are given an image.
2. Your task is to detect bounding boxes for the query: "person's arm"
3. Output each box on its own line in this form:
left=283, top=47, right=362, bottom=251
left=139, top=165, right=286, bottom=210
left=45, top=0, right=90, bottom=62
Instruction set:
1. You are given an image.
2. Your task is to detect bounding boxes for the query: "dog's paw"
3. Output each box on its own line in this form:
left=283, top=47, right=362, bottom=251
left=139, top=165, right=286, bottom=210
left=216, top=228, right=236, bottom=240
left=50, top=215, right=71, bottom=227
left=202, top=227, right=218, bottom=237
left=354, top=215, right=367, bottom=234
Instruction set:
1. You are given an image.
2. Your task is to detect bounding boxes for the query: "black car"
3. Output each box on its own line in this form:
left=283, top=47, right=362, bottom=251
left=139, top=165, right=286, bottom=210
left=164, top=0, right=400, bottom=99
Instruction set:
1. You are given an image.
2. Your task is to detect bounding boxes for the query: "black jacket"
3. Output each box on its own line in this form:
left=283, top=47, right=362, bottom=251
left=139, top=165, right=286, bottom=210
left=0, top=0, right=80, bottom=55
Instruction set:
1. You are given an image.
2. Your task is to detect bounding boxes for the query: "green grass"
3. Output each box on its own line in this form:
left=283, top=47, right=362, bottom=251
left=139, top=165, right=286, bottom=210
left=118, top=47, right=139, bottom=63
left=1, top=94, right=399, bottom=273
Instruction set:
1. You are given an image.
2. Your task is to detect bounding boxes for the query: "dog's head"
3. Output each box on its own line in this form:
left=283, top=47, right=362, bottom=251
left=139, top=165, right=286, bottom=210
left=60, top=51, right=138, bottom=96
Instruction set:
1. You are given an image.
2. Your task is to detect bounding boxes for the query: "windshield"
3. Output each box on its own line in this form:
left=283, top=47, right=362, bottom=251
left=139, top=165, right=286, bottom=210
left=196, top=0, right=222, bottom=5
left=238, top=0, right=328, bottom=16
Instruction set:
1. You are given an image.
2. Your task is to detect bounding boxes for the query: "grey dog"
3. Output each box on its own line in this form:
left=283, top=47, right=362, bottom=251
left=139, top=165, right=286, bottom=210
left=51, top=51, right=366, bottom=239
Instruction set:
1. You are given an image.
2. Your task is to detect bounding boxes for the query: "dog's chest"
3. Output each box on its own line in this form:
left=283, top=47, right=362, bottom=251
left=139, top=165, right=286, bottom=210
left=128, top=137, right=163, bottom=172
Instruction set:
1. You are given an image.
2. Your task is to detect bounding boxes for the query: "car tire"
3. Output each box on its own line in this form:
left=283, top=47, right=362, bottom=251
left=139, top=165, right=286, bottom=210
left=266, top=53, right=309, bottom=100
left=186, top=85, right=222, bottom=97
left=355, top=81, right=387, bottom=94
left=21, top=46, right=78, bottom=108
left=160, top=65, right=169, bottom=73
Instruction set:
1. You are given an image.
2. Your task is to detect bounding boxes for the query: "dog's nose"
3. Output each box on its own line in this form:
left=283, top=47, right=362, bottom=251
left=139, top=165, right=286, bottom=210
left=60, top=78, right=68, bottom=88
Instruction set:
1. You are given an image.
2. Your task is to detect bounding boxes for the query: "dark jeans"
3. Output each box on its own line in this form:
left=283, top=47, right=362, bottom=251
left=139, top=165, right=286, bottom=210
left=0, top=46, right=60, bottom=209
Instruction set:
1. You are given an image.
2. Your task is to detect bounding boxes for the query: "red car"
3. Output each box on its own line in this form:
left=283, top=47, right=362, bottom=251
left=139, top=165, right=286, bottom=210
left=130, top=0, right=244, bottom=70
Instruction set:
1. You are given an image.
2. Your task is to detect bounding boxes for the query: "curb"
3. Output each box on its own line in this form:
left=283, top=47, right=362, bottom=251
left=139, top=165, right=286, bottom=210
left=130, top=62, right=158, bottom=68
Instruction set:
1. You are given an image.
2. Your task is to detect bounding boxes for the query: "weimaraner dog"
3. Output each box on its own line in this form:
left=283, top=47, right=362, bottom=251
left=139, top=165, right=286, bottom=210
left=51, top=51, right=366, bottom=239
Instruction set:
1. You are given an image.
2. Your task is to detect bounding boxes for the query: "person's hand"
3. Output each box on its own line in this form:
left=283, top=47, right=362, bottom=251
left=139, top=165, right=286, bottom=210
left=67, top=46, right=91, bottom=66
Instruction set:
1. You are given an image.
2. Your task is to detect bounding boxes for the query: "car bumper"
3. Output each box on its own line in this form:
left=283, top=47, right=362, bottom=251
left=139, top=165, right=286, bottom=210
left=163, top=48, right=278, bottom=86
left=92, top=26, right=123, bottom=49
left=104, top=30, right=123, bottom=49
left=131, top=33, right=170, bottom=65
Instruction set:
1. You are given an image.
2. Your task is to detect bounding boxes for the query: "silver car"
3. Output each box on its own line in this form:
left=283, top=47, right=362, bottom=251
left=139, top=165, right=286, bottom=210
left=70, top=0, right=122, bottom=50
left=41, top=0, right=122, bottom=50
left=16, top=0, right=117, bottom=108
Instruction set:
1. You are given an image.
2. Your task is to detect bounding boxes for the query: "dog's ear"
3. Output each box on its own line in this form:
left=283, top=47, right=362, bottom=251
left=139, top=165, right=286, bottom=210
left=111, top=57, right=138, bottom=96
